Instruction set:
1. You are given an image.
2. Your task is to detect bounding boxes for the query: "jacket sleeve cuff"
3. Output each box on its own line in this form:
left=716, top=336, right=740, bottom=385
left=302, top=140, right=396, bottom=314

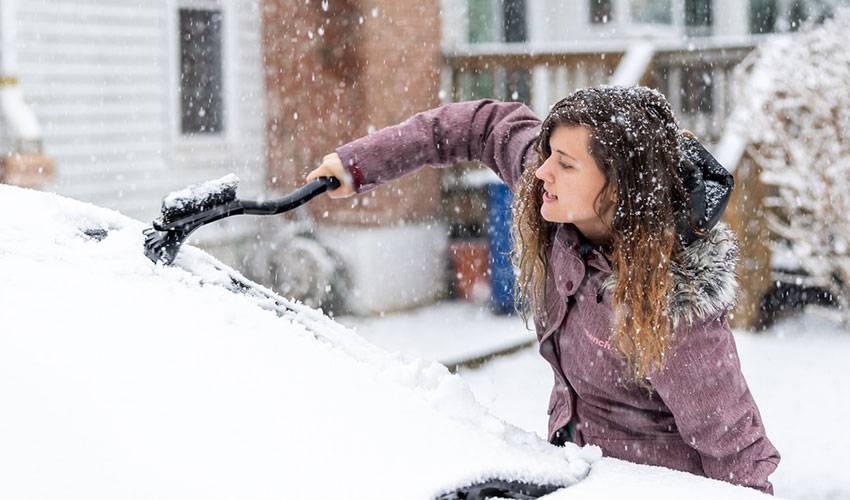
left=336, top=141, right=370, bottom=194
left=334, top=145, right=361, bottom=192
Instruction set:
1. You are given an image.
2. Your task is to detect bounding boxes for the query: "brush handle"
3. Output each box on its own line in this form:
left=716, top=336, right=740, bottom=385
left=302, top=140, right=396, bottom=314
left=241, top=176, right=341, bottom=216
left=154, top=177, right=341, bottom=231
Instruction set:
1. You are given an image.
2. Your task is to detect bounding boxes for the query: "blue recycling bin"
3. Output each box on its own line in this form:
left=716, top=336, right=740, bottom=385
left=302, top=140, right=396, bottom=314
left=487, top=182, right=516, bottom=314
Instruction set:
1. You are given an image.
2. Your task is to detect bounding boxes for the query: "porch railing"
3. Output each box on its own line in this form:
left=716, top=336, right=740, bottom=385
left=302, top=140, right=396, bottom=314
left=443, top=37, right=761, bottom=144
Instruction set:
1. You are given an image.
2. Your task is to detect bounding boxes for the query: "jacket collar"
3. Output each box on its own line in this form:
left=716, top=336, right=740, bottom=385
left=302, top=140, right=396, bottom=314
left=553, top=224, right=611, bottom=273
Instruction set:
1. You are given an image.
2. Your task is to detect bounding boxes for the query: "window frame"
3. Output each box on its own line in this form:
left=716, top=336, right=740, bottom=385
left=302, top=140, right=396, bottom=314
left=680, top=64, right=715, bottom=115
left=168, top=0, right=237, bottom=148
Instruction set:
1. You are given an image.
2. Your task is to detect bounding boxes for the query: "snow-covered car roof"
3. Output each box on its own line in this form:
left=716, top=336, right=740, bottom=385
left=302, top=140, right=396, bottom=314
left=0, top=185, right=771, bottom=499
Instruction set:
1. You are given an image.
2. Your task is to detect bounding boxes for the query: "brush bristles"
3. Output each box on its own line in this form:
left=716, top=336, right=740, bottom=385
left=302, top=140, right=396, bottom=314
left=158, top=174, right=239, bottom=225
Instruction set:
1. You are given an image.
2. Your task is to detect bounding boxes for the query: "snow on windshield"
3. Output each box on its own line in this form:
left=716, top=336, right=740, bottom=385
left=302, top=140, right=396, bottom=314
left=0, top=184, right=584, bottom=499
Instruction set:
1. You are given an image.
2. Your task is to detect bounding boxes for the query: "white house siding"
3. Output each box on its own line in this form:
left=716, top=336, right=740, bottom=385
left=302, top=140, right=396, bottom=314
left=528, top=0, right=585, bottom=44
left=14, top=0, right=266, bottom=235
left=713, top=0, right=750, bottom=36
left=440, top=0, right=467, bottom=50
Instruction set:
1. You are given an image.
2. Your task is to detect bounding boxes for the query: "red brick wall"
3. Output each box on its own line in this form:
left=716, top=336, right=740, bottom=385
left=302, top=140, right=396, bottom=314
left=262, top=0, right=443, bottom=225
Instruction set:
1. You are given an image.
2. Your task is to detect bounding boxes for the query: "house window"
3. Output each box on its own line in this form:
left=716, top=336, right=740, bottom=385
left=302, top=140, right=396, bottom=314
left=684, top=0, right=712, bottom=36
left=467, top=0, right=526, bottom=43
left=684, top=0, right=713, bottom=27
left=469, top=70, right=495, bottom=100
left=749, top=0, right=777, bottom=33
left=590, top=0, right=614, bottom=24
left=680, top=65, right=713, bottom=114
left=468, top=0, right=495, bottom=43
left=631, top=0, right=672, bottom=24
left=503, top=0, right=527, bottom=42
left=750, top=0, right=834, bottom=34
left=465, top=0, right=529, bottom=104
left=179, top=8, right=224, bottom=135
left=786, top=0, right=808, bottom=31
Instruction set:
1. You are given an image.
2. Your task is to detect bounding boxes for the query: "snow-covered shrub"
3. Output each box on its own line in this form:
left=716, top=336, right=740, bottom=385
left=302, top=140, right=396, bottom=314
left=728, top=10, right=850, bottom=324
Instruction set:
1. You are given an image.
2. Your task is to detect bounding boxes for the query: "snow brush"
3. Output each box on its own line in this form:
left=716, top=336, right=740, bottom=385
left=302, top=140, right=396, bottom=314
left=143, top=174, right=340, bottom=265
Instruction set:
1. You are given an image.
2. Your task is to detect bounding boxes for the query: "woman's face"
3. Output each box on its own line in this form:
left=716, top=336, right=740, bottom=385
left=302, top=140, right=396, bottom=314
left=534, top=125, right=614, bottom=245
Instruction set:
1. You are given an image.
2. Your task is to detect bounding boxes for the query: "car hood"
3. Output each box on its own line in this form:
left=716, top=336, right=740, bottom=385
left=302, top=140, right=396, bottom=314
left=0, top=184, right=582, bottom=499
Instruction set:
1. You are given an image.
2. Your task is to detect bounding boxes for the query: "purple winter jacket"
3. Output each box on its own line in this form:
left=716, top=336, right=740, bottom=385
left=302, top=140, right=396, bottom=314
left=336, top=99, right=780, bottom=494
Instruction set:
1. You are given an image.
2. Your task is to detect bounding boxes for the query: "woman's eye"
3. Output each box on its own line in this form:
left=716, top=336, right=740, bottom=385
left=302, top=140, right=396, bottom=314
left=559, top=162, right=572, bottom=170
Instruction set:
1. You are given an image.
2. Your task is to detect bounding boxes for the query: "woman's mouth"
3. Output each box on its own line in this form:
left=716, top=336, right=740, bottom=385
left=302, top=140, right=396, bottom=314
left=543, top=190, right=558, bottom=203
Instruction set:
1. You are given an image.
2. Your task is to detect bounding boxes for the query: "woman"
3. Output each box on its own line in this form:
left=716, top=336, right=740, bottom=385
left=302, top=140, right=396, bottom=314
left=307, top=86, right=780, bottom=493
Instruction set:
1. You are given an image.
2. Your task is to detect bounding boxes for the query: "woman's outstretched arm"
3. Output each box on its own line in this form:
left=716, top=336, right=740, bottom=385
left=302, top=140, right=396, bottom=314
left=307, top=99, right=541, bottom=197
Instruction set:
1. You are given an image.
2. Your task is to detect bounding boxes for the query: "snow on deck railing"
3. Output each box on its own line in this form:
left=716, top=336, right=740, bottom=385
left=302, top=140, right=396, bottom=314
left=444, top=36, right=762, bottom=59
left=609, top=41, right=656, bottom=87
left=716, top=35, right=793, bottom=173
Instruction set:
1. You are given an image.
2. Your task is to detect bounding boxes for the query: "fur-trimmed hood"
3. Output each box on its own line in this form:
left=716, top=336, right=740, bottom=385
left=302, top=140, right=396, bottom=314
left=600, top=222, right=740, bottom=327
left=668, top=222, right=740, bottom=326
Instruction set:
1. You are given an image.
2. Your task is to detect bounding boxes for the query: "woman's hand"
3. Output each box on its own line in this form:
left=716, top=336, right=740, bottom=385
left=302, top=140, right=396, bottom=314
left=306, top=153, right=355, bottom=199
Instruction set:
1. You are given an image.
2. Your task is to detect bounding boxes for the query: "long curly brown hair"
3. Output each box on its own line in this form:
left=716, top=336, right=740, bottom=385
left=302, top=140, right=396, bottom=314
left=512, top=86, right=693, bottom=384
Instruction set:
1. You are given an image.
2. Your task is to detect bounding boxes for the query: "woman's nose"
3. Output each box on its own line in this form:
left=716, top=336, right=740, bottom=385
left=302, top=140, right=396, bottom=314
left=535, top=159, right=553, bottom=182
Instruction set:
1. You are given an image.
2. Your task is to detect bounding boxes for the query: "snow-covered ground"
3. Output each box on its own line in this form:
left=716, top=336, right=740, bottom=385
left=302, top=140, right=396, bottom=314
left=345, top=305, right=850, bottom=500
left=337, top=302, right=536, bottom=367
